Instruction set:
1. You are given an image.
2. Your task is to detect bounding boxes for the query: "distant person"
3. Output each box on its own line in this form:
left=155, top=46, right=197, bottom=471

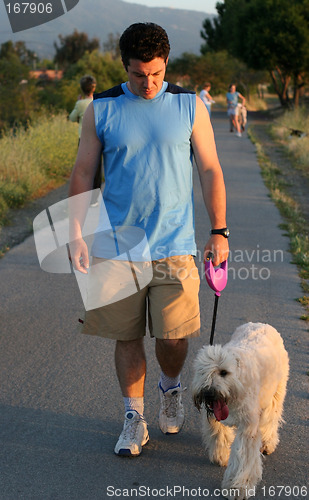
left=199, top=82, right=215, bottom=117
left=226, top=83, right=246, bottom=137
left=69, top=75, right=102, bottom=205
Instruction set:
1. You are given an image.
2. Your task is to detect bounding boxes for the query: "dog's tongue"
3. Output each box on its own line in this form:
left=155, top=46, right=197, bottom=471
left=213, top=400, right=229, bottom=421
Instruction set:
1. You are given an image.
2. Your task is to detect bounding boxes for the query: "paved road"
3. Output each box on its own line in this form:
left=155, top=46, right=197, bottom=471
left=0, top=111, right=307, bottom=500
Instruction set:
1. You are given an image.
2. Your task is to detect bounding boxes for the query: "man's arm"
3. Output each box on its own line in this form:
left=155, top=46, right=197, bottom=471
left=69, top=102, right=102, bottom=273
left=191, top=96, right=229, bottom=266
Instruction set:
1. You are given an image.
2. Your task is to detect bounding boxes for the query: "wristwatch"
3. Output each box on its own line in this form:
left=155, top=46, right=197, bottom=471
left=210, top=227, right=230, bottom=238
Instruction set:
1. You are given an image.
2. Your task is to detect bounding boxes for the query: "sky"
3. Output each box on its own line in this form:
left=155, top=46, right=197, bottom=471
left=123, top=0, right=218, bottom=14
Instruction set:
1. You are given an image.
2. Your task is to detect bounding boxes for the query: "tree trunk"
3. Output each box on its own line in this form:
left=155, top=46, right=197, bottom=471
left=269, top=69, right=292, bottom=107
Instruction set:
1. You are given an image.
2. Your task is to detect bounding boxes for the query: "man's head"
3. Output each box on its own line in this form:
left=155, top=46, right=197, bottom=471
left=119, top=23, right=170, bottom=70
left=119, top=23, right=170, bottom=100
left=119, top=23, right=170, bottom=99
left=80, top=75, right=96, bottom=96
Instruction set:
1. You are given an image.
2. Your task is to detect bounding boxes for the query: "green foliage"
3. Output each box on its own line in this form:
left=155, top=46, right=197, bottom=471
left=201, top=0, right=309, bottom=107
left=54, top=30, right=100, bottom=70
left=41, top=50, right=127, bottom=113
left=0, top=40, right=37, bottom=67
left=167, top=50, right=267, bottom=96
left=0, top=43, right=40, bottom=129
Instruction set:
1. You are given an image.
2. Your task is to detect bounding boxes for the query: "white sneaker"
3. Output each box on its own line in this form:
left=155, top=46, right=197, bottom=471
left=158, top=383, right=185, bottom=434
left=236, top=131, right=242, bottom=137
left=114, top=411, right=149, bottom=457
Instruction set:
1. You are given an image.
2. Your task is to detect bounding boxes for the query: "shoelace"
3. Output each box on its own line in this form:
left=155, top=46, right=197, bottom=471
left=122, top=414, right=146, bottom=440
left=162, top=387, right=187, bottom=417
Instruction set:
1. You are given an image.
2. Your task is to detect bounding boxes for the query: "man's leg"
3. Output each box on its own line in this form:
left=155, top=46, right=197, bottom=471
left=155, top=338, right=188, bottom=377
left=156, top=338, right=188, bottom=434
left=114, top=338, right=149, bottom=456
left=115, top=338, right=146, bottom=397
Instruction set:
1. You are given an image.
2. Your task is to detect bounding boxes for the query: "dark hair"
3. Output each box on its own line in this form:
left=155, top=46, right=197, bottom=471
left=80, top=75, right=96, bottom=95
left=119, top=23, right=170, bottom=69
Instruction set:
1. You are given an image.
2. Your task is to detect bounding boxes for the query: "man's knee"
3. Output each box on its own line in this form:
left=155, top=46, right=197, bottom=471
left=158, top=338, right=187, bottom=350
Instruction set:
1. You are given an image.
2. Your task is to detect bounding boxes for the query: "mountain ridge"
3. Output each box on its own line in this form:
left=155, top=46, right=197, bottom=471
left=0, top=0, right=213, bottom=60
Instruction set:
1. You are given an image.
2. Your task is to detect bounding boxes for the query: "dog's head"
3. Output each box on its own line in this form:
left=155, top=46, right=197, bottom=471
left=192, top=344, right=243, bottom=421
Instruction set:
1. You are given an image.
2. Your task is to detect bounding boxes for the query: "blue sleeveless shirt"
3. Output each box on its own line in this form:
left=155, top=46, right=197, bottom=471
left=92, top=81, right=197, bottom=260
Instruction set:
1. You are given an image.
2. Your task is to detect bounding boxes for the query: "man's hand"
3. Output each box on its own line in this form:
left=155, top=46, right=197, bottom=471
left=69, top=238, right=89, bottom=274
left=204, top=235, right=229, bottom=267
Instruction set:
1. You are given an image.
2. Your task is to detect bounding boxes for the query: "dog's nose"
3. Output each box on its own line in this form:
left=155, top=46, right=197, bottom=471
left=193, top=387, right=216, bottom=410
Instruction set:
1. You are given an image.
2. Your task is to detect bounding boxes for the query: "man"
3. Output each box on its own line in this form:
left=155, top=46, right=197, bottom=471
left=69, top=23, right=229, bottom=457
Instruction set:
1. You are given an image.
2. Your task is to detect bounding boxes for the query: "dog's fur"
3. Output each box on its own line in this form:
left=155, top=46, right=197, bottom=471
left=237, top=103, right=247, bottom=131
left=192, top=323, right=289, bottom=500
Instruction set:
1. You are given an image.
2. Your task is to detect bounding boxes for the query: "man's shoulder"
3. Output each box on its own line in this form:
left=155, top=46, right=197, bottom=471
left=93, top=84, right=125, bottom=100
left=165, top=82, right=195, bottom=95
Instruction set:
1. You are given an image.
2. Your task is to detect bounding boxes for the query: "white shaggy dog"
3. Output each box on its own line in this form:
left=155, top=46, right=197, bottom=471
left=237, top=103, right=247, bottom=131
left=192, top=323, right=289, bottom=500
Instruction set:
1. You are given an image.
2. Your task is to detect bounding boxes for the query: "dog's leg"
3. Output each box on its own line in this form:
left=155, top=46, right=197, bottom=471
left=221, top=418, right=263, bottom=500
left=260, top=377, right=287, bottom=455
left=202, top=411, right=235, bottom=467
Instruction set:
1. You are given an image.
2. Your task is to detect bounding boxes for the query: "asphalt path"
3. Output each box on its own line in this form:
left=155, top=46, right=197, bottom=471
left=0, top=111, right=307, bottom=500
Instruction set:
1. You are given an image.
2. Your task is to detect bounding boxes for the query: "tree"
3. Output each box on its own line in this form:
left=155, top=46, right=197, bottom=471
left=54, top=30, right=100, bottom=70
left=166, top=50, right=266, bottom=98
left=0, top=41, right=38, bottom=129
left=201, top=0, right=309, bottom=107
left=41, top=50, right=127, bottom=112
left=103, top=32, right=121, bottom=60
left=0, top=40, right=37, bottom=67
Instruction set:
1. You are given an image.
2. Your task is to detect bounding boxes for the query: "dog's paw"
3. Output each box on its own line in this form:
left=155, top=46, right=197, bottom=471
left=260, top=442, right=276, bottom=455
left=209, top=449, right=230, bottom=467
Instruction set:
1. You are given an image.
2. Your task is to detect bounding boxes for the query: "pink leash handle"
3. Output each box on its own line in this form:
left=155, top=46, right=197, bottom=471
left=205, top=253, right=227, bottom=345
left=205, top=256, right=228, bottom=296
left=205, top=255, right=228, bottom=345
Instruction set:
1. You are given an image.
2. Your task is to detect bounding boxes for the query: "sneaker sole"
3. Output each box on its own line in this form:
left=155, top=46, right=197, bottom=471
left=115, top=434, right=149, bottom=457
left=159, top=423, right=184, bottom=435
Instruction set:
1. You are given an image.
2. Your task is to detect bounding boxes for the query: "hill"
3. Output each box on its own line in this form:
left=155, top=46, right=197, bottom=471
left=0, top=0, right=213, bottom=60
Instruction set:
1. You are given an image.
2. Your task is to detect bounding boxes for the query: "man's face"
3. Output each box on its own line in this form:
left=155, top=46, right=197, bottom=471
left=126, top=57, right=168, bottom=100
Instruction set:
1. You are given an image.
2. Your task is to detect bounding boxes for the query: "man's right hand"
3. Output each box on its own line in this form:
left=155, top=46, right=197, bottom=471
left=69, top=238, right=89, bottom=274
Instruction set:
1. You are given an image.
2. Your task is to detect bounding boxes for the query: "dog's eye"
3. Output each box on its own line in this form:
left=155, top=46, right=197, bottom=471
left=220, top=370, right=228, bottom=377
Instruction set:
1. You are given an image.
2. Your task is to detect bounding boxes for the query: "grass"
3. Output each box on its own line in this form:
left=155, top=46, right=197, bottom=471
left=270, top=106, right=309, bottom=178
left=0, top=112, right=78, bottom=225
left=248, top=110, right=309, bottom=322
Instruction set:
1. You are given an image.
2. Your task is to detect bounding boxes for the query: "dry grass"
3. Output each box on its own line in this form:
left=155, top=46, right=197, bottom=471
left=271, top=107, right=309, bottom=178
left=0, top=113, right=77, bottom=224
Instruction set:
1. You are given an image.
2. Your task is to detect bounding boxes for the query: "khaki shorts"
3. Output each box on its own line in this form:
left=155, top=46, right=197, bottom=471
left=81, top=255, right=200, bottom=340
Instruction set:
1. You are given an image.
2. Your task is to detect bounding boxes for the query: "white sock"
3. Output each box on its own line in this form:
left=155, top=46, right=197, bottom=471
left=123, top=397, right=144, bottom=416
left=159, top=372, right=180, bottom=392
